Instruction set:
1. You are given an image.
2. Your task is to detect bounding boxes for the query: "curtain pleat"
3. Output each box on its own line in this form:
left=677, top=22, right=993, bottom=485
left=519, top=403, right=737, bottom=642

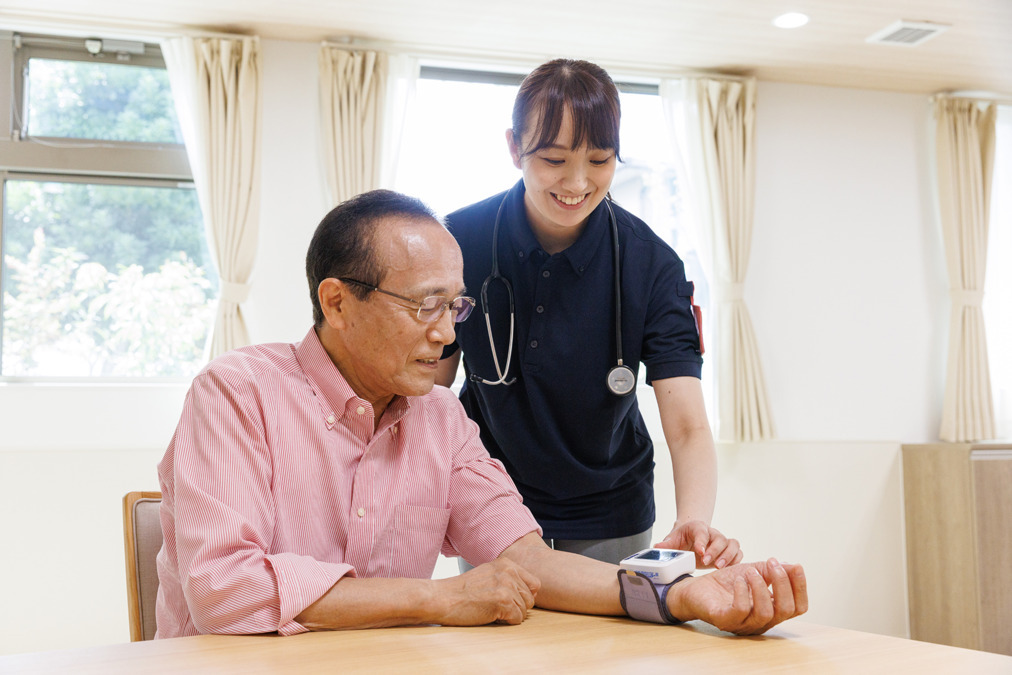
left=698, top=78, right=775, bottom=442
left=319, top=48, right=388, bottom=205
left=935, top=97, right=997, bottom=441
left=163, top=36, right=262, bottom=359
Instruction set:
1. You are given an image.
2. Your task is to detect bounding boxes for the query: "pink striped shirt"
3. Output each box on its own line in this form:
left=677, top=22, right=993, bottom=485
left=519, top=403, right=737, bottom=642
left=155, top=327, right=540, bottom=638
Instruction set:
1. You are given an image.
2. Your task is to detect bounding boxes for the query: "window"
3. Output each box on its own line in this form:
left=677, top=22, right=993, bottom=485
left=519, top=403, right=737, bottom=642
left=0, top=32, right=215, bottom=379
left=395, top=67, right=711, bottom=408
left=985, top=105, right=1012, bottom=438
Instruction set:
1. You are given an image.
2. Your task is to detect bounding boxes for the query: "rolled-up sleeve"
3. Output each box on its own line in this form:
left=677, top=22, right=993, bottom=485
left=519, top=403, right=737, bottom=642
left=642, top=258, right=703, bottom=383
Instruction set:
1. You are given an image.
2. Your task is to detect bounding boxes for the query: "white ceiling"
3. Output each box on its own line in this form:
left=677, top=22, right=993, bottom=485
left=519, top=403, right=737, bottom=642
left=2, top=0, right=1011, bottom=96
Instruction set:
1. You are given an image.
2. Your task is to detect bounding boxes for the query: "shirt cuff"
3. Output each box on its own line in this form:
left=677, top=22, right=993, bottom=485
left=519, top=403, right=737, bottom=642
left=267, top=553, right=354, bottom=635
left=645, top=359, right=702, bottom=383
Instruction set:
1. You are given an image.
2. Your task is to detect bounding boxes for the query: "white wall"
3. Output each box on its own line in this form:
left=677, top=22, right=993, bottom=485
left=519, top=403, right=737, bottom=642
left=0, top=43, right=939, bottom=654
left=749, top=82, right=947, bottom=442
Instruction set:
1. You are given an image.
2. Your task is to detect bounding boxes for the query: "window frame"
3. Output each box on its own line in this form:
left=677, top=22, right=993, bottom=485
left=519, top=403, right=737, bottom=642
left=2, top=31, right=191, bottom=180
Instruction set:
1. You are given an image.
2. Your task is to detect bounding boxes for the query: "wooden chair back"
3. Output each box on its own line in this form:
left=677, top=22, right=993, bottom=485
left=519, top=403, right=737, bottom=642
left=123, top=491, right=163, bottom=641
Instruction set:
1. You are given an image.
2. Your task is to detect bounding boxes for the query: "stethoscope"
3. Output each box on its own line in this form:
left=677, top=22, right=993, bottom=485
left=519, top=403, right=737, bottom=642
left=469, top=187, right=636, bottom=396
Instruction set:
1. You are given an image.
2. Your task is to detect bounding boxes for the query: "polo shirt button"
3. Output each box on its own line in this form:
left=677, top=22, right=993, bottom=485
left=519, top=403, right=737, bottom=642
left=542, top=270, right=550, bottom=278
left=536, top=305, right=544, bottom=313
left=356, top=406, right=366, bottom=415
left=518, top=251, right=525, bottom=259
left=326, top=414, right=336, bottom=424
left=530, top=340, right=538, bottom=348
left=357, top=507, right=366, bottom=517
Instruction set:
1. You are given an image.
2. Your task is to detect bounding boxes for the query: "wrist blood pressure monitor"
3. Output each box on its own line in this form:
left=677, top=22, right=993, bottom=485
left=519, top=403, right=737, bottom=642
left=617, top=548, right=695, bottom=624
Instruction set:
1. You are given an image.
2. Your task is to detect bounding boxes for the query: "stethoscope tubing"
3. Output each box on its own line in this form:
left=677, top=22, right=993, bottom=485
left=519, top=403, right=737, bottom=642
left=470, top=186, right=635, bottom=396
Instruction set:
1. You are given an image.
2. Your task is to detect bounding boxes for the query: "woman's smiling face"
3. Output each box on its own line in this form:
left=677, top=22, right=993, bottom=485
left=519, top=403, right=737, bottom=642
left=508, top=107, right=617, bottom=253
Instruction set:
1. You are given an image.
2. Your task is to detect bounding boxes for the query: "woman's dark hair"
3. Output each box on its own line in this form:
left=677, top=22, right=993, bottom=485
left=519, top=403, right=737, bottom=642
left=306, top=189, right=441, bottom=327
left=511, top=59, right=621, bottom=160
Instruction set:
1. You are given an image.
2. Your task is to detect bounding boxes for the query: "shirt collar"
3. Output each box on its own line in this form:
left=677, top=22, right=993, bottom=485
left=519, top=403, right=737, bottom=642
left=503, top=179, right=610, bottom=277
left=294, top=327, right=410, bottom=427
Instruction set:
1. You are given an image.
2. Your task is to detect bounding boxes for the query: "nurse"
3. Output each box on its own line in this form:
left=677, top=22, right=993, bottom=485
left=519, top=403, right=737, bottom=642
left=436, top=59, right=741, bottom=569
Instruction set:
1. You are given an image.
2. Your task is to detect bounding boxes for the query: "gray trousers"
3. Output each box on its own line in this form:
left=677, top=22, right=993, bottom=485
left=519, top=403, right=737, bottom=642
left=457, top=527, right=652, bottom=573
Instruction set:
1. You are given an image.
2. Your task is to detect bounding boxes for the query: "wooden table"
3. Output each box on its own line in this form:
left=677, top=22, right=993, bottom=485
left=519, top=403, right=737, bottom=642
left=3, top=610, right=1011, bottom=674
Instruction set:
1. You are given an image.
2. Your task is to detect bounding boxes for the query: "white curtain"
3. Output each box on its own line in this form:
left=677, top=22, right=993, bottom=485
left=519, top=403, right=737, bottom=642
left=380, top=54, right=420, bottom=190
left=162, top=36, right=262, bottom=359
left=935, top=97, right=998, bottom=441
left=319, top=47, right=418, bottom=203
left=662, top=77, right=774, bottom=442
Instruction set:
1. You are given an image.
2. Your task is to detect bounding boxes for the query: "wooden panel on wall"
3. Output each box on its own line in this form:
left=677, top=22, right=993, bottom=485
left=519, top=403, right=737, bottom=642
left=902, top=444, right=980, bottom=649
left=972, top=450, right=1012, bottom=656
left=902, top=443, right=1012, bottom=656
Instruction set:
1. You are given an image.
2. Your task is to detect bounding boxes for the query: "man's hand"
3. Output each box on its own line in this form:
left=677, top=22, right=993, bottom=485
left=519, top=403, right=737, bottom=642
left=665, top=558, right=807, bottom=635
left=655, top=520, right=742, bottom=569
left=433, top=557, right=541, bottom=626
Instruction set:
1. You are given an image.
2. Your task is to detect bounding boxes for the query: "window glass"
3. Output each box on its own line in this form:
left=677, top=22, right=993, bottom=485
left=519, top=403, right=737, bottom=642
left=396, top=77, right=519, bottom=216
left=985, top=105, right=1011, bottom=437
left=24, top=57, right=182, bottom=143
left=1, top=179, right=214, bottom=377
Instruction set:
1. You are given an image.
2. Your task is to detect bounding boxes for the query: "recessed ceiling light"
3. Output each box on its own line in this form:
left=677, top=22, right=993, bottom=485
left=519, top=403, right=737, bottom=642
left=773, top=12, right=809, bottom=29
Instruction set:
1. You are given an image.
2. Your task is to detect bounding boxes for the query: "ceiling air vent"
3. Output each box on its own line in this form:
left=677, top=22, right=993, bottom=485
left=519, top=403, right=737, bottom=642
left=866, top=20, right=950, bottom=46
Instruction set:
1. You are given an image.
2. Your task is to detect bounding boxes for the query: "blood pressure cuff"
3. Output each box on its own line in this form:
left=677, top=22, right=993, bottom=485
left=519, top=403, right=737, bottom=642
left=617, top=570, right=690, bottom=625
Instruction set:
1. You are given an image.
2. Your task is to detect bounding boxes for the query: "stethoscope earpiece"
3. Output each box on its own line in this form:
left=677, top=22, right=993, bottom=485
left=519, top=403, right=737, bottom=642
left=474, top=188, right=635, bottom=396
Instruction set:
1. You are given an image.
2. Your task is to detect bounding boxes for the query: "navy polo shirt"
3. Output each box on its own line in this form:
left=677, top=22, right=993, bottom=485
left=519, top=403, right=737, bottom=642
left=444, top=180, right=702, bottom=539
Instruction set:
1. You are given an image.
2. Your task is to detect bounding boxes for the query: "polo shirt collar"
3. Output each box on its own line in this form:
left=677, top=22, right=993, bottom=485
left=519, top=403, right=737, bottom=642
left=503, top=179, right=610, bottom=277
left=294, top=327, right=410, bottom=426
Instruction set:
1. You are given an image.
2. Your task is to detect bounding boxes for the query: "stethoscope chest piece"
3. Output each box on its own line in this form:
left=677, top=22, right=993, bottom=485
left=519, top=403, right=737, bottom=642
left=607, top=364, right=636, bottom=396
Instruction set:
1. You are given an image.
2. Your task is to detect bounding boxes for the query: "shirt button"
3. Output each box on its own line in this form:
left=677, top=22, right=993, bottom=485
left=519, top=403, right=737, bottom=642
left=518, top=251, right=525, bottom=259
left=356, top=406, right=366, bottom=415
left=326, top=414, right=336, bottom=424
left=536, top=305, right=544, bottom=313
left=542, top=270, right=550, bottom=278
left=530, top=340, right=538, bottom=348
left=357, top=507, right=366, bottom=517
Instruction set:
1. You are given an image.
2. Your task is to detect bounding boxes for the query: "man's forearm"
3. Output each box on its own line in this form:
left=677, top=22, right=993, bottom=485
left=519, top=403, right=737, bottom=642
left=499, top=533, right=625, bottom=616
left=295, top=556, right=540, bottom=630
left=295, top=576, right=444, bottom=630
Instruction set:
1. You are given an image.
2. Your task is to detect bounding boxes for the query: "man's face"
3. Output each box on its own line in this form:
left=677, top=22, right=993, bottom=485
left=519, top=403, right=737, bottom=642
left=337, top=216, right=465, bottom=409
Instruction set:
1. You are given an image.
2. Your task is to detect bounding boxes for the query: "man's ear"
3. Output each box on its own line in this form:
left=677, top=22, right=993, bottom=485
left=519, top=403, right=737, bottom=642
left=317, top=278, right=350, bottom=329
left=506, top=129, right=523, bottom=169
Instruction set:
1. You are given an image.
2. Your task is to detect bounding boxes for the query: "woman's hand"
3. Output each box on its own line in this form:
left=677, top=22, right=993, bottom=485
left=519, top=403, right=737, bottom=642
left=655, top=520, right=743, bottom=569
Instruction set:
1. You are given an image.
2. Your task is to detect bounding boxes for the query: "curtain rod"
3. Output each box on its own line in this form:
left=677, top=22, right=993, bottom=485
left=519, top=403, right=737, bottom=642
left=321, top=36, right=752, bottom=84
left=932, top=91, right=1012, bottom=106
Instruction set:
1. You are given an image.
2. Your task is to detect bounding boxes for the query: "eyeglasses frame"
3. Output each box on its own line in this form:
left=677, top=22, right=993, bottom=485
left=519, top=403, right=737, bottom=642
left=338, top=277, right=475, bottom=324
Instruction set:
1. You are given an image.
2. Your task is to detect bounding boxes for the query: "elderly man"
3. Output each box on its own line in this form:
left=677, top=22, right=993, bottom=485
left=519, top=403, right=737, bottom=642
left=155, top=189, right=806, bottom=638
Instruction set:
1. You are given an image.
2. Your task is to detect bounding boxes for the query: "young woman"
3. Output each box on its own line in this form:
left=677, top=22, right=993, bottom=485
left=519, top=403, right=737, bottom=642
left=436, top=59, right=741, bottom=569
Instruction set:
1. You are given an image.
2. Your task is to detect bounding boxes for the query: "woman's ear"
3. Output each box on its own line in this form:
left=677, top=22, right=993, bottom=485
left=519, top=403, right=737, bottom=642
left=506, top=129, right=523, bottom=169
left=317, top=278, right=349, bottom=329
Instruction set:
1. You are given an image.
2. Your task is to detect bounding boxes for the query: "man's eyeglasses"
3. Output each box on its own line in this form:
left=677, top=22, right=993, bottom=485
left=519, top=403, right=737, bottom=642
left=339, top=278, right=476, bottom=324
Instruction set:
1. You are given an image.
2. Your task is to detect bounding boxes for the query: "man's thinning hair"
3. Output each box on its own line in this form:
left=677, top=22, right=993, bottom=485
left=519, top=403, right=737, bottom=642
left=306, top=189, right=442, bottom=327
